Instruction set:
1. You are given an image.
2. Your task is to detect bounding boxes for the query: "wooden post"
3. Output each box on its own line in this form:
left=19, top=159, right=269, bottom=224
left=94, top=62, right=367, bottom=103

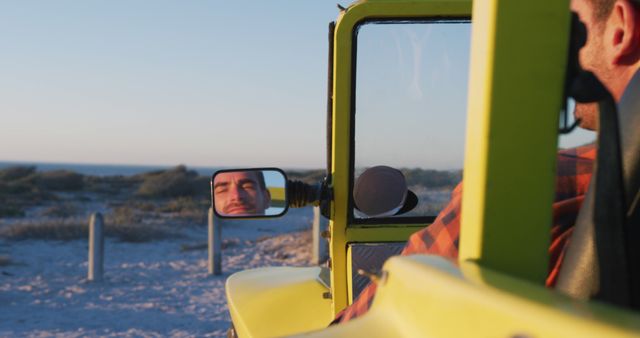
left=88, top=212, right=104, bottom=282
left=208, top=207, right=222, bottom=275
left=313, top=206, right=329, bottom=264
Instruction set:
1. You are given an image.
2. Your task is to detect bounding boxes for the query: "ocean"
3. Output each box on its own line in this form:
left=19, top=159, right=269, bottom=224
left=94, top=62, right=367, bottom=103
left=0, top=161, right=223, bottom=177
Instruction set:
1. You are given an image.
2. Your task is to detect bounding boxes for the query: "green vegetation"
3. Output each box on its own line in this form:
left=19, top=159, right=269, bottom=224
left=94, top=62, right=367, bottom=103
left=0, top=165, right=213, bottom=219
left=286, top=169, right=326, bottom=184
left=0, top=255, right=12, bottom=267
left=0, top=165, right=458, bottom=241
left=156, top=197, right=209, bottom=224
left=0, top=165, right=217, bottom=241
left=0, top=217, right=178, bottom=243
left=0, top=166, right=55, bottom=217
left=0, top=166, right=36, bottom=181
left=401, top=168, right=461, bottom=189
left=135, top=165, right=209, bottom=198
left=39, top=203, right=79, bottom=218
left=84, top=175, right=139, bottom=195
left=37, top=170, right=84, bottom=191
left=0, top=219, right=87, bottom=241
left=286, top=168, right=461, bottom=189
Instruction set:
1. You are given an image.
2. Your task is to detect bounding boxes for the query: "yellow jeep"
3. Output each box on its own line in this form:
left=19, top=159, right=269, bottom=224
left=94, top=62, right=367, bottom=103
left=212, top=0, right=640, bottom=336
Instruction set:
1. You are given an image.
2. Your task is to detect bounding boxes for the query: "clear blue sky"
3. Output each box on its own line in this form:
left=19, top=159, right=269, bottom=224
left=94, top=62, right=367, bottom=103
left=0, top=2, right=594, bottom=170
left=0, top=1, right=338, bottom=169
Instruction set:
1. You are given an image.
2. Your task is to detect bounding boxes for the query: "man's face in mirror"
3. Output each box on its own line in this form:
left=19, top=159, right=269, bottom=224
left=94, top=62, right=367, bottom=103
left=213, top=171, right=271, bottom=216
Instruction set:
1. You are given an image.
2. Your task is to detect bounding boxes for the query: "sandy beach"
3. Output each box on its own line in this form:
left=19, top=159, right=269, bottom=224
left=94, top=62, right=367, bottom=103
left=0, top=208, right=315, bottom=338
left=0, top=164, right=456, bottom=337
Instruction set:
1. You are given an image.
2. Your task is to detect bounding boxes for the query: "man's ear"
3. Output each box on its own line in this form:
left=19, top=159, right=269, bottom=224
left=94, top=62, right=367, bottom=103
left=610, top=0, right=640, bottom=65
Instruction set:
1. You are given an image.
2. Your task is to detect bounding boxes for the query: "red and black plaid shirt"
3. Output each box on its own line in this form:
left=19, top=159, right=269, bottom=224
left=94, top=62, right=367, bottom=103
left=333, top=144, right=596, bottom=324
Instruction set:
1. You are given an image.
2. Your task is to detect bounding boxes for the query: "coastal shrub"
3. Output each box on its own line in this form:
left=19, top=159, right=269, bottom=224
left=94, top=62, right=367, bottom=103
left=0, top=182, right=53, bottom=218
left=0, top=219, right=88, bottom=240
left=0, top=167, right=53, bottom=206
left=0, top=177, right=54, bottom=207
left=0, top=167, right=68, bottom=204
left=129, top=201, right=157, bottom=212
left=134, top=168, right=166, bottom=179
left=286, top=169, right=326, bottom=184
left=0, top=255, right=12, bottom=266
left=36, top=170, right=84, bottom=191
left=135, top=165, right=201, bottom=198
left=84, top=175, right=140, bottom=195
left=159, top=197, right=200, bottom=213
left=191, top=175, right=211, bottom=197
left=104, top=206, right=180, bottom=242
left=0, top=180, right=35, bottom=195
left=109, top=206, right=143, bottom=225
left=0, top=218, right=177, bottom=242
left=401, top=168, right=462, bottom=189
left=0, top=201, right=26, bottom=217
left=0, top=166, right=36, bottom=182
left=39, top=203, right=78, bottom=218
left=159, top=197, right=208, bottom=224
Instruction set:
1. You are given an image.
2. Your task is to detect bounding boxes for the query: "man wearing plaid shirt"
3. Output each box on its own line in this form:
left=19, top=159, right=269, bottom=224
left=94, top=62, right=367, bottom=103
left=334, top=0, right=640, bottom=324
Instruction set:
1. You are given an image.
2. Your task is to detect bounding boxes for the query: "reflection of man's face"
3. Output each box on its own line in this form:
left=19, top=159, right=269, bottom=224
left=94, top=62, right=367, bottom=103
left=213, top=171, right=270, bottom=216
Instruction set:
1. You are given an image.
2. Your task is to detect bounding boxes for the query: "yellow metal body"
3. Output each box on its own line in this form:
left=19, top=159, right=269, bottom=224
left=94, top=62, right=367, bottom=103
left=459, top=0, right=570, bottom=283
left=294, top=256, right=640, bottom=337
left=225, top=266, right=332, bottom=337
left=329, top=0, right=472, bottom=315
left=224, top=2, right=472, bottom=336
left=344, top=225, right=422, bottom=243
left=346, top=246, right=355, bottom=305
left=268, top=187, right=286, bottom=208
left=297, top=0, right=640, bottom=336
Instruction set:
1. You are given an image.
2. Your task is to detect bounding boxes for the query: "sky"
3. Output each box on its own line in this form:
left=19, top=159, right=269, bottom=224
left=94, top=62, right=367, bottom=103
left=0, top=1, right=338, bottom=169
left=0, top=2, right=594, bottom=170
left=355, top=21, right=471, bottom=170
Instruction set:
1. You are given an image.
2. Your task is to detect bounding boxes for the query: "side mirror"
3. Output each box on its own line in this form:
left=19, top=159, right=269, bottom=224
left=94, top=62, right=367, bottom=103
left=353, top=166, right=418, bottom=218
left=211, top=168, right=288, bottom=218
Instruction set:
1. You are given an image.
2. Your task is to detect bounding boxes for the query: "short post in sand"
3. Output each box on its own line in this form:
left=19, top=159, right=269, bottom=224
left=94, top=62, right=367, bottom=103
left=312, top=206, right=329, bottom=264
left=208, top=207, right=222, bottom=275
left=88, top=212, right=104, bottom=282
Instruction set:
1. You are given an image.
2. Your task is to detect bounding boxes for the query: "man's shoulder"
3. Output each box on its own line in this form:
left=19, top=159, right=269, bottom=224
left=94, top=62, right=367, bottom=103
left=557, top=143, right=596, bottom=176
left=555, top=143, right=595, bottom=197
left=557, top=142, right=596, bottom=161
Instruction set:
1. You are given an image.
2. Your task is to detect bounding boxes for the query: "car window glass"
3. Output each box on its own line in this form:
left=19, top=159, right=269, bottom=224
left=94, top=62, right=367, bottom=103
left=353, top=20, right=471, bottom=220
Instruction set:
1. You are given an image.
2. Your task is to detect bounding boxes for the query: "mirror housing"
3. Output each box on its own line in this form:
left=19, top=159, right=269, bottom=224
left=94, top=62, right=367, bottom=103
left=353, top=166, right=417, bottom=218
left=211, top=168, right=288, bottom=218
